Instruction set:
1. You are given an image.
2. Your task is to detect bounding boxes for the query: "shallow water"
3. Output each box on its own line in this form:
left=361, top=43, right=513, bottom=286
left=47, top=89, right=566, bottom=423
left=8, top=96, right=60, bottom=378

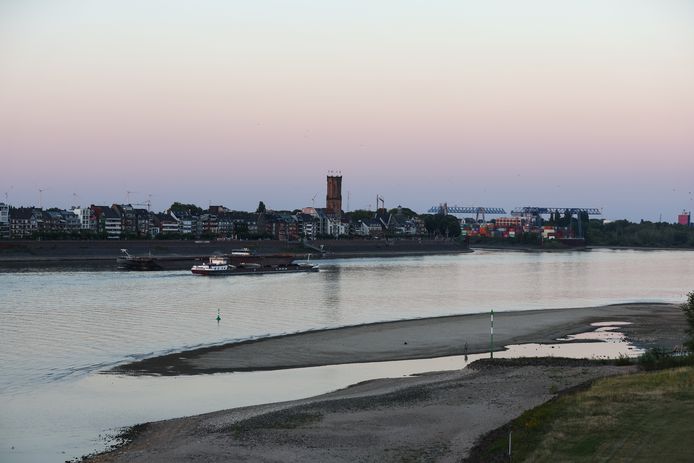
left=3, top=324, right=641, bottom=462
left=0, top=249, right=692, bottom=462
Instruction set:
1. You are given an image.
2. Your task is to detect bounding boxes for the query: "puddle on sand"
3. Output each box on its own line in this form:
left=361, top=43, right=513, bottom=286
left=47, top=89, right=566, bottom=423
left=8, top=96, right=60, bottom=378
left=503, top=322, right=642, bottom=361
left=590, top=321, right=633, bottom=327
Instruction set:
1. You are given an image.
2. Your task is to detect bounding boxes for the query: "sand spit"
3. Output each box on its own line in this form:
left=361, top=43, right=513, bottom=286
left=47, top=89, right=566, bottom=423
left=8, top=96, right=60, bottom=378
left=113, top=303, right=685, bottom=376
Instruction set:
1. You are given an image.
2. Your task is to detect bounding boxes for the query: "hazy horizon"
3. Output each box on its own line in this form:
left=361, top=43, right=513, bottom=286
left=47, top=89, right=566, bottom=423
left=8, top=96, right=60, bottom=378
left=2, top=1, right=693, bottom=221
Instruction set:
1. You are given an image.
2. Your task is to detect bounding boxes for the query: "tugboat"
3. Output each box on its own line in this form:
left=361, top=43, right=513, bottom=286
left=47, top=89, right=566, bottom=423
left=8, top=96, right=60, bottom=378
left=191, top=256, right=235, bottom=276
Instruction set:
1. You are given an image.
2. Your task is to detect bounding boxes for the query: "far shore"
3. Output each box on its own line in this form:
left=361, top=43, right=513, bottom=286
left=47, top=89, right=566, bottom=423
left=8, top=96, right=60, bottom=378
left=0, top=238, right=470, bottom=270
left=1, top=240, right=692, bottom=271
left=90, top=303, right=686, bottom=463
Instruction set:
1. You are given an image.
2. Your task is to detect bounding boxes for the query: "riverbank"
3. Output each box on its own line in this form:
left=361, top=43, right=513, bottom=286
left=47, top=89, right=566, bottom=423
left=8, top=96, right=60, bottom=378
left=466, top=363, right=694, bottom=462
left=471, top=243, right=694, bottom=253
left=0, top=239, right=469, bottom=270
left=88, top=303, right=686, bottom=462
left=88, top=359, right=635, bottom=463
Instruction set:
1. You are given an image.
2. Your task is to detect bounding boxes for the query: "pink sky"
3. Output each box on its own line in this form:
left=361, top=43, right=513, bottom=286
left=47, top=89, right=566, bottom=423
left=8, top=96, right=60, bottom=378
left=1, top=1, right=693, bottom=220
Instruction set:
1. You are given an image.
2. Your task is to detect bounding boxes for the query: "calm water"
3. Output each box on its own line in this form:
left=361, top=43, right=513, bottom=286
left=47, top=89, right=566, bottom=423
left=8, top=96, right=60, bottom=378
left=1, top=249, right=692, bottom=462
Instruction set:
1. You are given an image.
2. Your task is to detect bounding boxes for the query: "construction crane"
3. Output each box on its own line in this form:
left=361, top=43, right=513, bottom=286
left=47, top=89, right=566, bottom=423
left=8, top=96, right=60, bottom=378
left=38, top=187, right=48, bottom=210
left=3, top=185, right=13, bottom=203
left=133, top=200, right=152, bottom=212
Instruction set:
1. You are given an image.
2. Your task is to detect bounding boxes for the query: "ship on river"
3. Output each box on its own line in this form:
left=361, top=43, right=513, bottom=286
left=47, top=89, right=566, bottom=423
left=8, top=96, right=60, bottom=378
left=117, top=248, right=317, bottom=274
left=191, top=254, right=318, bottom=276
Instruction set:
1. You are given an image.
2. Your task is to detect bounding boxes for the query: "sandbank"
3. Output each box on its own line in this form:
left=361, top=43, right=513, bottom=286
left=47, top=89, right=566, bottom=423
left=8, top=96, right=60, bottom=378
left=112, top=303, right=685, bottom=376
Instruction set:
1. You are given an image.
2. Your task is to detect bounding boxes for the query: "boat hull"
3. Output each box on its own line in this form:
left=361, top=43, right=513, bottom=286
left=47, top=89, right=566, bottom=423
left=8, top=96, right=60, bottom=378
left=116, top=257, right=163, bottom=271
left=192, top=264, right=318, bottom=276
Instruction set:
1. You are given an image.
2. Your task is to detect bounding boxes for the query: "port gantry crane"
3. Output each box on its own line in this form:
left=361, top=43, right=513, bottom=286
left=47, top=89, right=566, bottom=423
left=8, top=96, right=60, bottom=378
left=427, top=204, right=507, bottom=223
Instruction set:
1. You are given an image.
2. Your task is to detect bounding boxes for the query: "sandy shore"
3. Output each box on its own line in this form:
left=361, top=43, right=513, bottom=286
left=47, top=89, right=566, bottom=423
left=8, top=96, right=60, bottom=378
left=90, top=303, right=686, bottom=462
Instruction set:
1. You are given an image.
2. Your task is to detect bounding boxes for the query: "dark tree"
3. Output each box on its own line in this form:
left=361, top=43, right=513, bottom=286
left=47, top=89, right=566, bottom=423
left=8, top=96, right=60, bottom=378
left=349, top=209, right=374, bottom=222
left=169, top=202, right=203, bottom=215
left=388, top=206, right=418, bottom=219
left=422, top=214, right=461, bottom=238
left=256, top=201, right=267, bottom=214
left=681, top=291, right=694, bottom=351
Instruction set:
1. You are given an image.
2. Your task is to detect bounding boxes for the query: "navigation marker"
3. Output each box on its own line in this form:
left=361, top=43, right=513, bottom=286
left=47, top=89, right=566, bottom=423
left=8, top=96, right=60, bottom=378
left=490, top=309, right=494, bottom=359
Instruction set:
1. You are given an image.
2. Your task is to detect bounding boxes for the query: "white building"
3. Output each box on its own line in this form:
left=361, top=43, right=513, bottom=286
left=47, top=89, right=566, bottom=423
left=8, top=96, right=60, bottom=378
left=0, top=203, right=9, bottom=238
left=326, top=216, right=347, bottom=237
left=72, top=207, right=94, bottom=230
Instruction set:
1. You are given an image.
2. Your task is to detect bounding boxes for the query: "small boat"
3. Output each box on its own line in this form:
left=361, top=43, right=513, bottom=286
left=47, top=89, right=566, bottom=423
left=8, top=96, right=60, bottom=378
left=296, top=253, right=315, bottom=269
left=231, top=248, right=252, bottom=256
left=191, top=256, right=235, bottom=276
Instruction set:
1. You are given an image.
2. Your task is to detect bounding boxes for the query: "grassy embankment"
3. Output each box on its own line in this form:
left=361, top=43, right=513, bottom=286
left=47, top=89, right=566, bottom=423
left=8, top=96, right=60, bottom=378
left=469, top=361, right=694, bottom=462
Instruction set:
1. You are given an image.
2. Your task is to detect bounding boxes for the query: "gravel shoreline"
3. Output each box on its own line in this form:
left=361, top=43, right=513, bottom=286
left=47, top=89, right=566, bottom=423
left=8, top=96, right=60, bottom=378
left=86, top=360, right=637, bottom=463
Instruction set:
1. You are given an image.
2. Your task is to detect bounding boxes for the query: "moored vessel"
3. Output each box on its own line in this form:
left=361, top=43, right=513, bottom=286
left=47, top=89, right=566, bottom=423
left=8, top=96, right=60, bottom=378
left=117, top=249, right=162, bottom=271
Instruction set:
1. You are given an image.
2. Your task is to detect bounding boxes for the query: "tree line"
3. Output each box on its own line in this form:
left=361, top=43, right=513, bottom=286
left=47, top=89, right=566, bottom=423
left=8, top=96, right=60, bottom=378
left=585, top=220, right=694, bottom=247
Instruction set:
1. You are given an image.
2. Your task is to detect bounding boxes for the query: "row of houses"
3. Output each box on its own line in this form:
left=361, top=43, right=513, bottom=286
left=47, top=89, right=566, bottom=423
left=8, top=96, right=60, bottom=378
left=0, top=203, right=426, bottom=240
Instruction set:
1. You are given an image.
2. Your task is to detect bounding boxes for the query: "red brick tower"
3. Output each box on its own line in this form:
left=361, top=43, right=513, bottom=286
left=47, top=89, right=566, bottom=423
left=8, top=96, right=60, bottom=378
left=326, top=174, right=342, bottom=216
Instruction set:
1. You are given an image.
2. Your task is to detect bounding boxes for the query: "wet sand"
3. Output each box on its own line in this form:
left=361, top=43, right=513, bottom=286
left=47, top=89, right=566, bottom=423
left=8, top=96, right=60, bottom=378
left=88, top=303, right=686, bottom=462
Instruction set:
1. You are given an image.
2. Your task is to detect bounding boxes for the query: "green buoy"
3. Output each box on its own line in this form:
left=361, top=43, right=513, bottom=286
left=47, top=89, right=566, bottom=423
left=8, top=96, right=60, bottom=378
left=216, top=308, right=221, bottom=323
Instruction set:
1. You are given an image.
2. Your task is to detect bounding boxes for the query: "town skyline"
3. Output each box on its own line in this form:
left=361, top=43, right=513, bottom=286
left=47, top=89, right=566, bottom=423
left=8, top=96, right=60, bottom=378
left=1, top=175, right=691, bottom=223
left=2, top=1, right=693, bottom=222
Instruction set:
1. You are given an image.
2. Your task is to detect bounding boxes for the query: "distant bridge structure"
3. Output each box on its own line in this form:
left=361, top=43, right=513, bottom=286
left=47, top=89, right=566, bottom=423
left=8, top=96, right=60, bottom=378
left=427, top=204, right=507, bottom=223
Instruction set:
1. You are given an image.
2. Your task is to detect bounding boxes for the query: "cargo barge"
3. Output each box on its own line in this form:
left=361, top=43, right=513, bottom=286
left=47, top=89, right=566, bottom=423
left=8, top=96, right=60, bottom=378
left=118, top=249, right=318, bottom=274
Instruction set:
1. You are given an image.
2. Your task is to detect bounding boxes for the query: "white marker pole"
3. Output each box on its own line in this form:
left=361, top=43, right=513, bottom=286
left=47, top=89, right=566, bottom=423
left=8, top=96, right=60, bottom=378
left=490, top=309, right=494, bottom=359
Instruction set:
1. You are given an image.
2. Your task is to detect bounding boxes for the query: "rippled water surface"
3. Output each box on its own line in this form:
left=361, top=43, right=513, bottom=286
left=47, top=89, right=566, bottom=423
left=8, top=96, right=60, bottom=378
left=1, top=249, right=692, bottom=461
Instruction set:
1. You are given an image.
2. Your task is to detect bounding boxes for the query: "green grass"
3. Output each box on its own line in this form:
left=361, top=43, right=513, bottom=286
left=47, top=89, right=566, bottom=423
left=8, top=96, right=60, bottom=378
left=470, top=366, right=694, bottom=462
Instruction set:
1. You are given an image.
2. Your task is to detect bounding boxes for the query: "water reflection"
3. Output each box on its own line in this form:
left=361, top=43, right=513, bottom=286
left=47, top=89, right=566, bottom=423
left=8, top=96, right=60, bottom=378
left=319, top=265, right=343, bottom=324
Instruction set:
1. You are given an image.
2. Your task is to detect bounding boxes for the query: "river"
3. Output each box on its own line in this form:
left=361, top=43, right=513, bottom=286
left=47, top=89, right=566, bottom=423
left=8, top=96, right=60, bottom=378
left=1, top=249, right=692, bottom=462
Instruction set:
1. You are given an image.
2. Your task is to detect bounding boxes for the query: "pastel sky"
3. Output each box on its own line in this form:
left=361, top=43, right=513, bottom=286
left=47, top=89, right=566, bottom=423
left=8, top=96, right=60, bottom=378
left=1, top=0, right=693, bottom=220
